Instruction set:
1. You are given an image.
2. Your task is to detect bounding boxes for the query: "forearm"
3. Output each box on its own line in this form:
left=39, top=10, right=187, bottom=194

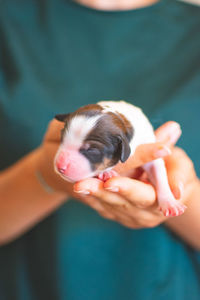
left=165, top=179, right=200, bottom=250
left=0, top=148, right=68, bottom=245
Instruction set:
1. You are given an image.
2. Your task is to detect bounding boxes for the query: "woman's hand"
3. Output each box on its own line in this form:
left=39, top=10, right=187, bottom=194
left=39, top=118, right=200, bottom=248
left=37, top=119, right=176, bottom=197
left=73, top=124, right=199, bottom=229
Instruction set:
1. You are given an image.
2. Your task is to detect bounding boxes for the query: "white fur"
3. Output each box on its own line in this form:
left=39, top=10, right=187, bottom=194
left=98, top=100, right=185, bottom=217
left=63, top=114, right=101, bottom=148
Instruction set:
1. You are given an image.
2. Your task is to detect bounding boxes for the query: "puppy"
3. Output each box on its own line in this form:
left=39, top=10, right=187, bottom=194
left=54, top=100, right=186, bottom=217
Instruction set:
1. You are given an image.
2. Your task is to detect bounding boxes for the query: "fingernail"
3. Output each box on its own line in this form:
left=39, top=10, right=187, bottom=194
left=168, top=123, right=182, bottom=145
left=105, top=186, right=119, bottom=192
left=156, top=122, right=182, bottom=145
left=155, top=145, right=171, bottom=158
left=74, top=190, right=90, bottom=195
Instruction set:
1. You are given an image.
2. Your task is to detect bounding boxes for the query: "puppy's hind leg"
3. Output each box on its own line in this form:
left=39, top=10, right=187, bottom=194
left=143, top=159, right=186, bottom=217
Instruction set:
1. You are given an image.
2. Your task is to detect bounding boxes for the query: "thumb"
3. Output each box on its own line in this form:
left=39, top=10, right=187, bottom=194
left=44, top=119, right=64, bottom=143
left=114, top=142, right=171, bottom=174
left=155, top=121, right=182, bottom=147
left=165, top=147, right=196, bottom=201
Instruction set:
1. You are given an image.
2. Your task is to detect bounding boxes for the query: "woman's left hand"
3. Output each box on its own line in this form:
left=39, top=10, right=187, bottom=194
left=73, top=125, right=199, bottom=229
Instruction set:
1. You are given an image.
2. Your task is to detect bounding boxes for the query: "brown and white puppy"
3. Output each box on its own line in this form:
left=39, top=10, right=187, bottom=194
left=54, top=100, right=186, bottom=217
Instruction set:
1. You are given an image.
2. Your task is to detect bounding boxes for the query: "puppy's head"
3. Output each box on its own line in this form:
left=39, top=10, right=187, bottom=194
left=54, top=104, right=133, bottom=182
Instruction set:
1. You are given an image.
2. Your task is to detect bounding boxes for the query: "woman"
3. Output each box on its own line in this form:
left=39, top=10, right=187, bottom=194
left=0, top=0, right=200, bottom=299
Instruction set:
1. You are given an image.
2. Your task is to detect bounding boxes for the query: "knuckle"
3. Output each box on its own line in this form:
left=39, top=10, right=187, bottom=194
left=119, top=221, right=141, bottom=230
left=136, top=213, right=159, bottom=228
left=145, top=220, right=159, bottom=228
left=187, top=158, right=195, bottom=171
left=127, top=224, right=141, bottom=229
left=98, top=211, right=115, bottom=220
left=136, top=198, right=154, bottom=209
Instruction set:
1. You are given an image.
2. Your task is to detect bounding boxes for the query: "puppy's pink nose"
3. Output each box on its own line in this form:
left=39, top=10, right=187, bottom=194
left=54, top=148, right=92, bottom=182
left=55, top=151, right=70, bottom=175
left=57, top=165, right=67, bottom=174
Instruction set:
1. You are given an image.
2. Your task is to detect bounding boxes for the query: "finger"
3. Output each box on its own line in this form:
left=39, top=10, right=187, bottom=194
left=155, top=121, right=182, bottom=147
left=106, top=210, right=140, bottom=228
left=104, top=177, right=156, bottom=208
left=74, top=178, right=127, bottom=205
left=98, top=210, right=116, bottom=220
left=44, top=119, right=64, bottom=143
left=115, top=219, right=141, bottom=229
left=78, top=194, right=105, bottom=211
left=114, top=142, right=171, bottom=174
left=98, top=206, right=139, bottom=227
left=101, top=202, right=164, bottom=229
left=165, top=148, right=195, bottom=199
left=76, top=179, right=164, bottom=228
left=74, top=178, right=103, bottom=194
left=97, top=201, right=140, bottom=227
left=79, top=194, right=117, bottom=220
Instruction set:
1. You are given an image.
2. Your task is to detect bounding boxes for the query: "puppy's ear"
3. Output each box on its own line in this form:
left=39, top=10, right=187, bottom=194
left=55, top=114, right=69, bottom=122
left=117, top=135, right=131, bottom=163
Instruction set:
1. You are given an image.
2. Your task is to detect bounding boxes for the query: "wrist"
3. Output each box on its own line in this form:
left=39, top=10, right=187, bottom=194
left=36, top=146, right=74, bottom=196
left=0, top=148, right=68, bottom=243
left=35, top=170, right=56, bottom=194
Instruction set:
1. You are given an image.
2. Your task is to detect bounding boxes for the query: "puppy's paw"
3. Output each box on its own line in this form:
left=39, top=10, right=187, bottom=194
left=97, top=170, right=118, bottom=182
left=159, top=199, right=186, bottom=217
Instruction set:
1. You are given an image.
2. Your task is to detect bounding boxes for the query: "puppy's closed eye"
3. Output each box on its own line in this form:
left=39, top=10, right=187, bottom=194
left=80, top=147, right=103, bottom=163
left=87, top=147, right=101, bottom=156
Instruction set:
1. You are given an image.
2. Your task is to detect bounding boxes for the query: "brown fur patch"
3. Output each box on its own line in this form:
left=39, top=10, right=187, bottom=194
left=60, top=103, right=134, bottom=169
left=103, top=112, right=134, bottom=141
left=118, top=113, right=133, bottom=140
left=83, top=112, right=133, bottom=168
left=75, top=104, right=103, bottom=114
left=95, top=157, right=113, bottom=172
left=60, top=104, right=103, bottom=137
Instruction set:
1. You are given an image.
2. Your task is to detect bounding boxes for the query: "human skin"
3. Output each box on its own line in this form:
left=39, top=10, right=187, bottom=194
left=74, top=146, right=200, bottom=249
left=43, top=119, right=200, bottom=250
left=75, top=0, right=159, bottom=10
left=0, top=119, right=173, bottom=244
left=0, top=0, right=199, bottom=249
left=73, top=125, right=200, bottom=250
left=1, top=118, right=200, bottom=251
left=69, top=0, right=200, bottom=250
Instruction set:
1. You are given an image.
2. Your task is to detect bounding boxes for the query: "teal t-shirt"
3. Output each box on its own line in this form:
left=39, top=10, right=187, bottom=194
left=0, top=0, right=200, bottom=299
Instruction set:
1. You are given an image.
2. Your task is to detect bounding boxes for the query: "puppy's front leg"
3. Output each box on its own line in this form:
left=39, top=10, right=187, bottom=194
left=97, top=170, right=118, bottom=182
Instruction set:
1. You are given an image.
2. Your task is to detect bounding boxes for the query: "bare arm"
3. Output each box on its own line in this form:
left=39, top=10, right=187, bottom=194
left=164, top=149, right=200, bottom=250
left=0, top=119, right=171, bottom=245
left=166, top=182, right=200, bottom=250
left=0, top=148, right=67, bottom=245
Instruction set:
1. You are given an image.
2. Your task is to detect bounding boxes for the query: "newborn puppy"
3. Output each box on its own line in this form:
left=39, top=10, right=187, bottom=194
left=54, top=100, right=186, bottom=217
